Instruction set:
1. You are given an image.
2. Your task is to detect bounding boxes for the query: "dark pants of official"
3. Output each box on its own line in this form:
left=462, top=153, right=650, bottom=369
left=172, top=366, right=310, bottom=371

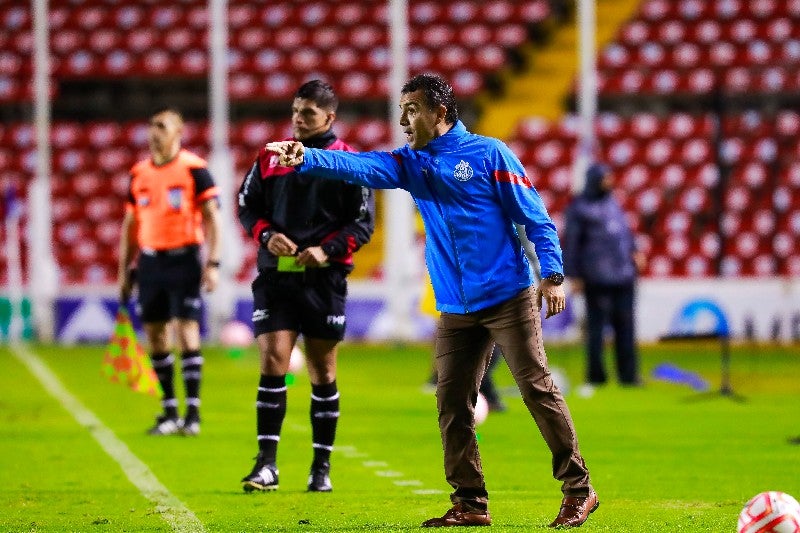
left=585, top=282, right=638, bottom=385
left=435, top=287, right=592, bottom=511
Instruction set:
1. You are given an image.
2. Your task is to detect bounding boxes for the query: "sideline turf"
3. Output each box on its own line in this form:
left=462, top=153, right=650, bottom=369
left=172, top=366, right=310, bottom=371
left=1, top=341, right=798, bottom=532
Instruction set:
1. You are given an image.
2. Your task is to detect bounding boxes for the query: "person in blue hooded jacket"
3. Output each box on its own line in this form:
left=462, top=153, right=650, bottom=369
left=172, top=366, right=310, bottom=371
left=563, top=163, right=646, bottom=386
left=265, top=74, right=597, bottom=529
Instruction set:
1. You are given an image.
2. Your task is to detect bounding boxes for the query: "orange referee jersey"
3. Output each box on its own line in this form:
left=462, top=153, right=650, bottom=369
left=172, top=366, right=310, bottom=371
left=126, top=149, right=219, bottom=250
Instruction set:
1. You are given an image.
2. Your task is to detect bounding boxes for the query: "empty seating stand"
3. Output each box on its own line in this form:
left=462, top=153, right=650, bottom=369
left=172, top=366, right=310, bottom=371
left=508, top=111, right=800, bottom=278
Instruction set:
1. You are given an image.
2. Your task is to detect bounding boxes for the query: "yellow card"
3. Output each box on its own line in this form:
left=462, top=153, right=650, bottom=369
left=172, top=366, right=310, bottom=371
left=277, top=256, right=305, bottom=272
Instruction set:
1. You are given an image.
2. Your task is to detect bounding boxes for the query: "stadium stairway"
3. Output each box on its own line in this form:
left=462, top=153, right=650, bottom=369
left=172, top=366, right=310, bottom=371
left=475, top=0, right=641, bottom=140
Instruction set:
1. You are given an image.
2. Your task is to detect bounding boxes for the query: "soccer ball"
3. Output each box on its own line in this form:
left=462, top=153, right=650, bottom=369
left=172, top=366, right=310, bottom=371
left=474, top=393, right=489, bottom=425
left=738, top=491, right=800, bottom=533
left=288, top=344, right=305, bottom=373
left=220, top=320, right=252, bottom=347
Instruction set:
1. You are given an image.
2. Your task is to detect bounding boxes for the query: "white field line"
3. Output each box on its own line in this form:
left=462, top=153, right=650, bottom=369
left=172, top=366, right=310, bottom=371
left=10, top=344, right=206, bottom=533
left=336, top=445, right=445, bottom=495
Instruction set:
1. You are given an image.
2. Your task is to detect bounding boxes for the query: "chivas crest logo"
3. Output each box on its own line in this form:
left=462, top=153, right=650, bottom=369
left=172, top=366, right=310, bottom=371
left=453, top=160, right=473, bottom=182
left=167, top=187, right=183, bottom=210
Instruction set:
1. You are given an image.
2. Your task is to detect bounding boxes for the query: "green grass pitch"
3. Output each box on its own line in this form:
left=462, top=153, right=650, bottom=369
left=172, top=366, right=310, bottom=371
left=2, top=339, right=799, bottom=532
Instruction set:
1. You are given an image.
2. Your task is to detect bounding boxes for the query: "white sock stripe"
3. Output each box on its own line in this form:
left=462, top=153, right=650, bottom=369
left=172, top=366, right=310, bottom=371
left=256, top=401, right=281, bottom=408
left=162, top=398, right=178, bottom=407
left=181, top=356, right=204, bottom=367
left=186, top=398, right=201, bottom=406
left=151, top=354, right=175, bottom=368
left=258, top=386, right=288, bottom=393
left=310, top=392, right=340, bottom=402
left=313, top=411, right=340, bottom=418
left=312, top=443, right=334, bottom=451
left=257, top=435, right=280, bottom=442
left=183, top=371, right=202, bottom=380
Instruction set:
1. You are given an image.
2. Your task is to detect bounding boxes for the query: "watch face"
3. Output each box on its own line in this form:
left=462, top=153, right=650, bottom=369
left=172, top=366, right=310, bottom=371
left=547, top=273, right=565, bottom=285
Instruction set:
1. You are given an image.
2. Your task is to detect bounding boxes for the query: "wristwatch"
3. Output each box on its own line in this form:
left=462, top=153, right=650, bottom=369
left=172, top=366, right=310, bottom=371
left=259, top=228, right=275, bottom=247
left=544, top=273, right=565, bottom=285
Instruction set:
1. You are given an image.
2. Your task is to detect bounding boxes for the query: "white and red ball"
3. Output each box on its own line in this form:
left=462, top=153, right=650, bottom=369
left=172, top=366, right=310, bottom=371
left=738, top=491, right=800, bottom=533
left=219, top=320, right=253, bottom=347
left=289, top=344, right=305, bottom=373
left=474, top=393, right=489, bottom=425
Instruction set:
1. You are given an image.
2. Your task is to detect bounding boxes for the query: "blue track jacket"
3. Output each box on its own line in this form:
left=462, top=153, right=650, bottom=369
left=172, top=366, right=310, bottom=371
left=297, top=121, right=563, bottom=314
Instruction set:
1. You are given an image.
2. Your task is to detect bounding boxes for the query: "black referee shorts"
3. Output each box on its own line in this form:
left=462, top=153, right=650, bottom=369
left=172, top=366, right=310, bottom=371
left=136, top=246, right=203, bottom=323
left=251, top=267, right=348, bottom=340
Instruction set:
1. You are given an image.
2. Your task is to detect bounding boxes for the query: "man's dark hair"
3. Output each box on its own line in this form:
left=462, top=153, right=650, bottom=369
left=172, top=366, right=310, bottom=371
left=401, top=74, right=459, bottom=124
left=295, top=79, right=338, bottom=112
left=150, top=106, right=184, bottom=122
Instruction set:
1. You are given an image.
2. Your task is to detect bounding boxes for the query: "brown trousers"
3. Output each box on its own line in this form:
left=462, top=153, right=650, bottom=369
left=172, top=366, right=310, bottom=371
left=435, top=287, right=592, bottom=510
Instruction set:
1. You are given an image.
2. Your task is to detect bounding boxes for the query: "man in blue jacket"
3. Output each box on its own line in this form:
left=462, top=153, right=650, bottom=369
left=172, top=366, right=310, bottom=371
left=266, top=74, right=597, bottom=529
left=563, top=163, right=645, bottom=386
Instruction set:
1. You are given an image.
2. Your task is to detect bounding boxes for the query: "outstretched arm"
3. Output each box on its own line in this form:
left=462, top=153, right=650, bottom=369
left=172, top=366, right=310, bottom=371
left=265, top=141, right=406, bottom=190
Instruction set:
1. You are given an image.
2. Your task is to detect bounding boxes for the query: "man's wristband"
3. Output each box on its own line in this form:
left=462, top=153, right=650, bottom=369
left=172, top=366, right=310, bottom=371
left=207, top=260, right=220, bottom=268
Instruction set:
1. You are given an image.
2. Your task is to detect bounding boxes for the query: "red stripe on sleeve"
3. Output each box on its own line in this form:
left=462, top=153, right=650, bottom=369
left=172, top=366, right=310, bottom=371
left=493, top=170, right=532, bottom=188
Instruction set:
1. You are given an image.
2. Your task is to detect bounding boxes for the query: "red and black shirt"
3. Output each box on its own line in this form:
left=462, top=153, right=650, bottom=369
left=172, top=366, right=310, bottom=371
left=237, top=130, right=375, bottom=272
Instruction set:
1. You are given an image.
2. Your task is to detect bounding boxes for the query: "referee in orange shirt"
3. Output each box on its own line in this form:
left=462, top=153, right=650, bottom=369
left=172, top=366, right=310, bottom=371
left=117, top=107, right=221, bottom=436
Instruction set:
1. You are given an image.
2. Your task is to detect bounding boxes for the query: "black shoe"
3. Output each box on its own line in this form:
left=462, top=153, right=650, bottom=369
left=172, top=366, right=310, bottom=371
left=241, top=452, right=279, bottom=492
left=307, top=462, right=332, bottom=492
left=179, top=415, right=200, bottom=436
left=147, top=415, right=182, bottom=436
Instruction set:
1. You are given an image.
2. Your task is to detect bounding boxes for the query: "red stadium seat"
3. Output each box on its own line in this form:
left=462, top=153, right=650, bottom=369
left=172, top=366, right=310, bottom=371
left=338, top=72, right=376, bottom=99
left=421, top=24, right=455, bottom=48
left=604, top=138, right=640, bottom=167
left=312, top=27, right=345, bottom=49
left=71, top=171, right=104, bottom=197
left=364, top=47, right=389, bottom=73
left=236, top=121, right=275, bottom=148
left=411, top=2, right=443, bottom=25
left=698, top=231, right=720, bottom=259
left=274, top=27, right=309, bottom=51
left=111, top=5, right=144, bottom=30
left=518, top=0, right=551, bottom=24
left=149, top=6, right=183, bottom=30
left=229, top=4, right=257, bottom=30
left=68, top=5, right=109, bottom=32
left=260, top=3, right=290, bottom=28
left=447, top=1, right=479, bottom=23
left=299, top=2, right=333, bottom=27
left=126, top=28, right=158, bottom=54
left=51, top=123, right=84, bottom=149
left=648, top=255, right=674, bottom=277
left=671, top=42, right=703, bottom=69
left=639, top=0, right=671, bottom=22
left=773, top=231, right=794, bottom=258
left=348, top=25, right=385, bottom=50
left=326, top=46, right=360, bottom=72
left=494, top=23, right=528, bottom=48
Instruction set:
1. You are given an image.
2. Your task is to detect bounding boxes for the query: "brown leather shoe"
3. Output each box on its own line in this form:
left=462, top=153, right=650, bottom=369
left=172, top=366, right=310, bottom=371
left=549, top=491, right=599, bottom=528
left=422, top=503, right=492, bottom=527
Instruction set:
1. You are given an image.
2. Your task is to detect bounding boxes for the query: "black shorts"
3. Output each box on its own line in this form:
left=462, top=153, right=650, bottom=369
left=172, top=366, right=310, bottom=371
left=136, top=246, right=203, bottom=323
left=251, top=267, right=348, bottom=340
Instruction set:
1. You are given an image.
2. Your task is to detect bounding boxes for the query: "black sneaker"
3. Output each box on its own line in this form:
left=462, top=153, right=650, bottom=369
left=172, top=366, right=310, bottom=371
left=307, top=462, right=332, bottom=492
left=241, top=452, right=279, bottom=492
left=180, top=415, right=200, bottom=436
left=147, top=415, right=182, bottom=436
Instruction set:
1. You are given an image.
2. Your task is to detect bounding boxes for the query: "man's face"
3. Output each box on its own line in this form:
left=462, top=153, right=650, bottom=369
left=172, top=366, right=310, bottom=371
left=292, top=97, right=333, bottom=141
left=400, top=89, right=442, bottom=150
left=148, top=111, right=182, bottom=158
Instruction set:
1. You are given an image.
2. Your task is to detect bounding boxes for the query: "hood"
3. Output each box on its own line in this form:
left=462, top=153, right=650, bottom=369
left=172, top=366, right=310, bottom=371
left=582, top=163, right=610, bottom=199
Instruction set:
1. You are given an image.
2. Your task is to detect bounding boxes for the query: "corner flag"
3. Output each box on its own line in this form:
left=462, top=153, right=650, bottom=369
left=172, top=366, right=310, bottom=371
left=101, top=305, right=161, bottom=396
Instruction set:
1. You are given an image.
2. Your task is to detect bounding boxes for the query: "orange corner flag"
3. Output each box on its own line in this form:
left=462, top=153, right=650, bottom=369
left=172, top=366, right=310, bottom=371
left=101, top=306, right=161, bottom=397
